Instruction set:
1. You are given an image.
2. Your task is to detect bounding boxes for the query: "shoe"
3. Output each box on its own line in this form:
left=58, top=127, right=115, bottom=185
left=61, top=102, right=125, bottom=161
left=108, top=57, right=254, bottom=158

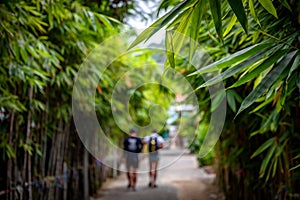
left=153, top=184, right=157, bottom=188
left=127, top=183, right=131, bottom=188
left=148, top=182, right=152, bottom=187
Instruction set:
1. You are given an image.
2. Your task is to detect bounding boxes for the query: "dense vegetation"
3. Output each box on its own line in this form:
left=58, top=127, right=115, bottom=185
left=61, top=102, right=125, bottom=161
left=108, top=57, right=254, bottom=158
left=132, top=0, right=300, bottom=198
left=1, top=0, right=300, bottom=199
left=0, top=1, right=162, bottom=199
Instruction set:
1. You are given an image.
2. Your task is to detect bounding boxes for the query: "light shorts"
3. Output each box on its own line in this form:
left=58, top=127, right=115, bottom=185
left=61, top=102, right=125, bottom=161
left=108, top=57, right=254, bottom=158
left=149, top=152, right=159, bottom=162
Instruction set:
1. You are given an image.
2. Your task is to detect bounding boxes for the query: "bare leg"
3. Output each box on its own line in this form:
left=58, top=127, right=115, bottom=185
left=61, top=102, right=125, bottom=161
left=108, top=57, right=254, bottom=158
left=131, top=168, right=137, bottom=190
left=126, top=167, right=132, bottom=188
left=149, top=161, right=153, bottom=187
left=152, top=161, right=158, bottom=187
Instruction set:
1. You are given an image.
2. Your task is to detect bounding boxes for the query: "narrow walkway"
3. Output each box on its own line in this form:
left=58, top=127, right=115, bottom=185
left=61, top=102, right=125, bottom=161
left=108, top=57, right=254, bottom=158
left=95, top=148, right=222, bottom=200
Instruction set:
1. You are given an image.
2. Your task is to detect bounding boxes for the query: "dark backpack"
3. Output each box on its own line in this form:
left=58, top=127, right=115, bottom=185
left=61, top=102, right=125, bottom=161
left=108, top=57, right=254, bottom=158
left=148, top=137, right=159, bottom=152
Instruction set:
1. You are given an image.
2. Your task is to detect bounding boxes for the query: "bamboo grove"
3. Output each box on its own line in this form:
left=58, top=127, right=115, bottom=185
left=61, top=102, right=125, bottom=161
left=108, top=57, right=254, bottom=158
left=132, top=0, right=300, bottom=199
left=0, top=0, right=157, bottom=199
left=1, top=0, right=300, bottom=199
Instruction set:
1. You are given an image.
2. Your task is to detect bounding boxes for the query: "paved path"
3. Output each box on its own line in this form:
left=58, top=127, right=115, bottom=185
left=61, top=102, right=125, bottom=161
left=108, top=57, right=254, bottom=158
left=95, top=148, right=222, bottom=200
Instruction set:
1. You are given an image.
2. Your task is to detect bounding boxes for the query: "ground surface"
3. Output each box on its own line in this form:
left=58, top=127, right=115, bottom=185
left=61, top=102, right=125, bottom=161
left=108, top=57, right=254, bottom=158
left=95, top=148, right=223, bottom=200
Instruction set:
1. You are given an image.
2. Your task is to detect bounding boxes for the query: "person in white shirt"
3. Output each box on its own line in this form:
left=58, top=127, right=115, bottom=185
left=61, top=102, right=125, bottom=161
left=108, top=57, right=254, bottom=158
left=143, top=129, right=164, bottom=188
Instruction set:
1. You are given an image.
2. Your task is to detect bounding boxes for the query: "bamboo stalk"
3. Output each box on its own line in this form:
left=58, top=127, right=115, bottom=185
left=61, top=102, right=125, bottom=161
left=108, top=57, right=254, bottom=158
left=21, top=85, right=33, bottom=200
left=84, top=148, right=89, bottom=200
left=55, top=119, right=63, bottom=200
left=63, top=162, right=68, bottom=200
left=7, top=110, right=15, bottom=200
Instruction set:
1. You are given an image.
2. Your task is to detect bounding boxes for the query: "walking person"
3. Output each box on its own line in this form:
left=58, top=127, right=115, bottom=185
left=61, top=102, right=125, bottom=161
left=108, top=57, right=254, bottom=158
left=123, top=128, right=143, bottom=191
left=144, top=129, right=164, bottom=188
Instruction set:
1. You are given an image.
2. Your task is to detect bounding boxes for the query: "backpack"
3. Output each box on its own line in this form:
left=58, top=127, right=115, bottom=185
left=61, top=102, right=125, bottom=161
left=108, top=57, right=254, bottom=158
left=148, top=137, right=159, bottom=153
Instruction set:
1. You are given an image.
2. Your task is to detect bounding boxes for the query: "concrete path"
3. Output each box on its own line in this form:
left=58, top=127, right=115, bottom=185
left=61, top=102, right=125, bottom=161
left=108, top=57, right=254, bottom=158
left=95, top=148, right=222, bottom=200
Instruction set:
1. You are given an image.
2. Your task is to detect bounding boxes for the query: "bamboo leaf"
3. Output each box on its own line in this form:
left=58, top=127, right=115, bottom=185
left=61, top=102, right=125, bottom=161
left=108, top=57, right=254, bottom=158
left=226, top=89, right=237, bottom=112
left=276, top=139, right=288, bottom=157
left=279, top=0, right=292, bottom=12
left=20, top=47, right=28, bottom=63
left=272, top=156, right=278, bottom=177
left=96, top=13, right=114, bottom=29
left=251, top=137, right=274, bottom=158
left=208, top=0, right=223, bottom=40
left=249, top=0, right=261, bottom=26
left=289, top=163, right=300, bottom=171
left=259, top=143, right=276, bottom=178
left=199, top=48, right=272, bottom=88
left=190, top=42, right=273, bottom=75
left=265, top=152, right=275, bottom=180
left=227, top=0, right=248, bottom=33
left=292, top=154, right=300, bottom=160
left=211, top=90, right=226, bottom=112
left=287, top=54, right=300, bottom=81
left=165, top=30, right=175, bottom=68
left=189, top=0, right=204, bottom=62
left=249, top=97, right=273, bottom=115
left=236, top=50, right=297, bottom=116
left=129, top=0, right=195, bottom=49
left=258, top=0, right=278, bottom=18
left=171, top=9, right=193, bottom=55
left=230, top=49, right=289, bottom=88
left=223, top=15, right=237, bottom=37
left=6, top=144, right=16, bottom=158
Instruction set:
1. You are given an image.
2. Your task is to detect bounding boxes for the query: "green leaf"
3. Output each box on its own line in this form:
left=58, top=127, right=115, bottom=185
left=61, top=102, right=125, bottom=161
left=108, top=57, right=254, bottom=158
left=287, top=54, right=300, bottom=81
left=227, top=0, right=248, bottom=33
left=230, top=48, right=289, bottom=88
left=199, top=48, right=272, bottom=88
left=236, top=50, right=297, bottom=116
left=171, top=8, right=193, bottom=55
left=249, top=96, right=273, bottom=115
left=96, top=13, right=115, bottom=29
left=208, top=0, right=223, bottom=40
left=264, top=151, right=275, bottom=180
left=258, top=0, right=278, bottom=18
left=259, top=143, right=276, bottom=178
left=272, top=156, right=278, bottom=177
left=129, top=0, right=195, bottom=49
left=279, top=0, right=292, bottom=12
left=20, top=47, right=28, bottom=63
left=251, top=137, right=274, bottom=158
left=165, top=30, right=176, bottom=68
left=292, top=154, right=300, bottom=160
left=26, top=45, right=39, bottom=59
left=289, top=163, right=300, bottom=171
left=6, top=144, right=16, bottom=158
left=249, top=0, right=261, bottom=26
left=190, top=42, right=273, bottom=74
left=226, top=90, right=237, bottom=112
left=223, top=15, right=237, bottom=37
left=211, top=90, right=226, bottom=112
left=189, top=1, right=204, bottom=62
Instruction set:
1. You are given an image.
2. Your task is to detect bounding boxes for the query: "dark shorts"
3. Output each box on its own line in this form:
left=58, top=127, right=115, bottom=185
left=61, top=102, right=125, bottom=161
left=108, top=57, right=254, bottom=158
left=126, top=156, right=139, bottom=169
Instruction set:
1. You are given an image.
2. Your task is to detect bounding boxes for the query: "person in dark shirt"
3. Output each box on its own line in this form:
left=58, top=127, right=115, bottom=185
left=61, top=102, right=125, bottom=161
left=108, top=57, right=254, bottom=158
left=123, top=128, right=143, bottom=191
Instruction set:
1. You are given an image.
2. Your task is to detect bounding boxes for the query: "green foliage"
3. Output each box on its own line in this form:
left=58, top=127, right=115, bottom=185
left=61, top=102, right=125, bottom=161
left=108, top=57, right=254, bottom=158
left=0, top=0, right=159, bottom=198
left=131, top=0, right=300, bottom=198
left=190, top=122, right=215, bottom=166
